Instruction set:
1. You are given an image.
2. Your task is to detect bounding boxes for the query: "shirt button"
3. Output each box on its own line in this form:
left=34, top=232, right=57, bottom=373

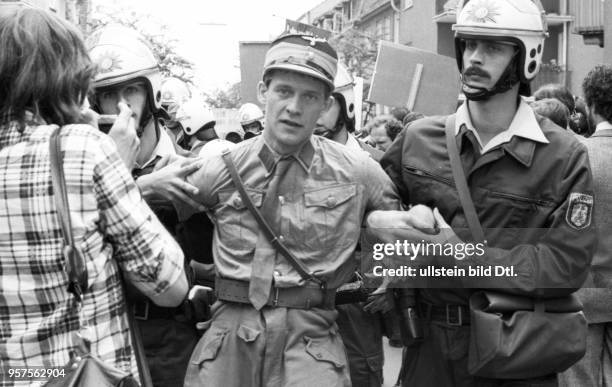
left=279, top=235, right=285, bottom=242
left=233, top=197, right=242, bottom=207
left=279, top=195, right=285, bottom=205
left=327, top=196, right=337, bottom=207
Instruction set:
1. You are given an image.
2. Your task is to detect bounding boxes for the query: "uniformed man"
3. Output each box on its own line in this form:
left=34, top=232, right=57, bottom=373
left=183, top=33, right=431, bottom=387
left=238, top=102, right=265, bottom=139
left=381, top=0, right=596, bottom=386
left=160, top=76, right=192, bottom=148
left=315, top=64, right=386, bottom=386
left=88, top=25, right=214, bottom=387
left=175, top=98, right=235, bottom=156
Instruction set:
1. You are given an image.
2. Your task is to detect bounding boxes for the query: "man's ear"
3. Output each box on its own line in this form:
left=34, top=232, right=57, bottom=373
left=257, top=81, right=267, bottom=105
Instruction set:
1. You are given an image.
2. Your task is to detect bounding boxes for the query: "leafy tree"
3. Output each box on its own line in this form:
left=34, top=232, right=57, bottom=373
left=88, top=3, right=194, bottom=85
left=330, top=28, right=378, bottom=81
left=204, top=82, right=241, bottom=109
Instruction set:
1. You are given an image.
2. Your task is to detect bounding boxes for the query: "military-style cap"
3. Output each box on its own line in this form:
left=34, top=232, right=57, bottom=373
left=262, top=34, right=338, bottom=90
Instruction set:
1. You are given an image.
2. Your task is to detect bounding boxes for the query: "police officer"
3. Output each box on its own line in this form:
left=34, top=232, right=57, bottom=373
left=381, top=1, right=596, bottom=386
left=315, top=64, right=386, bottom=386
left=88, top=25, right=214, bottom=387
left=175, top=98, right=235, bottom=156
left=183, top=33, right=432, bottom=387
left=238, top=102, right=264, bottom=139
left=160, top=77, right=192, bottom=149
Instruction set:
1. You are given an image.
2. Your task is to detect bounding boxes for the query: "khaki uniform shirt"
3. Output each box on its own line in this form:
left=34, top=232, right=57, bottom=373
left=188, top=135, right=400, bottom=289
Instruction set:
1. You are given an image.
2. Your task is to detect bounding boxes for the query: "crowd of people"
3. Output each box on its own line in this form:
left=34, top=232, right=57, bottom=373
left=1, top=1, right=611, bottom=387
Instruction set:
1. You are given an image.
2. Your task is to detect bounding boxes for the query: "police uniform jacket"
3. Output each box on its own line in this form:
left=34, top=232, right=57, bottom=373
left=381, top=100, right=596, bottom=306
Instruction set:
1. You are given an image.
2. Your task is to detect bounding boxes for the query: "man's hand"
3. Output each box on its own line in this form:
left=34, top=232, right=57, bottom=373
left=106, top=102, right=139, bottom=170
left=365, top=205, right=438, bottom=244
left=137, top=157, right=205, bottom=213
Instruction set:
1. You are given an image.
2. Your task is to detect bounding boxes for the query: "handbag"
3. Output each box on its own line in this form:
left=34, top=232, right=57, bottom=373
left=44, top=126, right=152, bottom=387
left=444, top=115, right=587, bottom=379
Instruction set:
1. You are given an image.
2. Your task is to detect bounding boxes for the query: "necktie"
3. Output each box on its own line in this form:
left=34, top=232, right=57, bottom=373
left=248, top=157, right=293, bottom=309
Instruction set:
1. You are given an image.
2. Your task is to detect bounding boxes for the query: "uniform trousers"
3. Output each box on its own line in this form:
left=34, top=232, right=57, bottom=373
left=336, top=303, right=384, bottom=387
left=401, top=321, right=558, bottom=387
left=138, top=318, right=198, bottom=387
left=184, top=301, right=351, bottom=387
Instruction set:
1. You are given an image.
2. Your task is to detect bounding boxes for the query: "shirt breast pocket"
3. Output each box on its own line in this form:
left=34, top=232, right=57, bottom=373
left=302, top=183, right=358, bottom=249
left=217, top=188, right=264, bottom=250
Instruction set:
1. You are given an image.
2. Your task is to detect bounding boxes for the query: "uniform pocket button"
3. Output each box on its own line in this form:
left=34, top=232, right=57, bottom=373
left=326, top=196, right=336, bottom=207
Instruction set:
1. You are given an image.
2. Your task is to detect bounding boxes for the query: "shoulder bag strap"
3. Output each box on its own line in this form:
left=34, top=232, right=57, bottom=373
left=49, top=126, right=87, bottom=300
left=49, top=127, right=153, bottom=386
left=444, top=115, right=486, bottom=243
left=221, top=150, right=325, bottom=288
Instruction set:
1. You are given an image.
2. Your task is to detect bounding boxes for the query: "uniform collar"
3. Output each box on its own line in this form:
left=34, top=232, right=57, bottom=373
left=138, top=125, right=176, bottom=169
left=344, top=133, right=363, bottom=150
left=257, top=135, right=315, bottom=174
left=594, top=121, right=612, bottom=134
left=455, top=99, right=549, bottom=155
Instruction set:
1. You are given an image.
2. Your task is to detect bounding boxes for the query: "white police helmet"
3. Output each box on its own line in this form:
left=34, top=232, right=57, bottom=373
left=175, top=98, right=216, bottom=136
left=453, top=0, right=548, bottom=83
left=88, top=24, right=163, bottom=112
left=238, top=103, right=264, bottom=126
left=334, top=64, right=355, bottom=120
left=161, top=77, right=191, bottom=107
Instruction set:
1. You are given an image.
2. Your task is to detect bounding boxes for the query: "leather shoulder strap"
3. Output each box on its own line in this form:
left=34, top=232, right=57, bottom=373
left=444, top=115, right=486, bottom=243
left=221, top=150, right=325, bottom=287
left=50, top=127, right=153, bottom=386
left=49, top=126, right=87, bottom=300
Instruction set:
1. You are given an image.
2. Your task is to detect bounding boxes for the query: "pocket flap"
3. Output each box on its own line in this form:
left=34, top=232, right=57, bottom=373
left=304, top=336, right=345, bottom=369
left=237, top=325, right=260, bottom=343
left=304, top=184, right=356, bottom=209
left=193, top=326, right=228, bottom=364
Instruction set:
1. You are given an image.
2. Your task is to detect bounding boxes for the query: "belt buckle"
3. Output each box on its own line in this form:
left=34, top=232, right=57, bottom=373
left=446, top=305, right=463, bottom=326
left=134, top=300, right=150, bottom=320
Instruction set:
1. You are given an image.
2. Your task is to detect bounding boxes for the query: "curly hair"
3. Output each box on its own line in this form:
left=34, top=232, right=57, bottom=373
left=582, top=65, right=612, bottom=124
left=530, top=98, right=570, bottom=129
left=365, top=115, right=404, bottom=140
left=0, top=8, right=95, bottom=128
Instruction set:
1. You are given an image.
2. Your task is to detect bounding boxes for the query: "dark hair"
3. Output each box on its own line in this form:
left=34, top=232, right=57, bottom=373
left=402, top=111, right=425, bottom=127
left=533, top=83, right=575, bottom=114
left=225, top=131, right=243, bottom=144
left=384, top=118, right=404, bottom=141
left=530, top=98, right=570, bottom=129
left=390, top=107, right=410, bottom=122
left=582, top=65, right=612, bottom=124
left=0, top=8, right=95, bottom=128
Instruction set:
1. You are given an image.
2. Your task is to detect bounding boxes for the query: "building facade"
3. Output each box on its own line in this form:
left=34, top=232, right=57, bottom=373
left=298, top=0, right=612, bottom=98
left=0, top=0, right=90, bottom=32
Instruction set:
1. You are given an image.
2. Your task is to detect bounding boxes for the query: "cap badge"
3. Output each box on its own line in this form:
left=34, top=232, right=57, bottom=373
left=97, top=51, right=122, bottom=74
left=302, top=35, right=327, bottom=46
left=466, top=0, right=500, bottom=24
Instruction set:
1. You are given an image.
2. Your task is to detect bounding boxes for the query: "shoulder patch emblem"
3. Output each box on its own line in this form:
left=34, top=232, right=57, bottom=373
left=566, top=193, right=593, bottom=230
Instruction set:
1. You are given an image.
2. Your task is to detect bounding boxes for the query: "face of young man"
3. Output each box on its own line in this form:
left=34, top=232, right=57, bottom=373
left=97, top=81, right=148, bottom=126
left=370, top=124, right=392, bottom=152
left=461, top=39, right=517, bottom=95
left=258, top=70, right=331, bottom=154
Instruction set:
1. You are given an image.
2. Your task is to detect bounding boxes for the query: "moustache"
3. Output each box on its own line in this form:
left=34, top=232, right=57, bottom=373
left=463, top=67, right=491, bottom=79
